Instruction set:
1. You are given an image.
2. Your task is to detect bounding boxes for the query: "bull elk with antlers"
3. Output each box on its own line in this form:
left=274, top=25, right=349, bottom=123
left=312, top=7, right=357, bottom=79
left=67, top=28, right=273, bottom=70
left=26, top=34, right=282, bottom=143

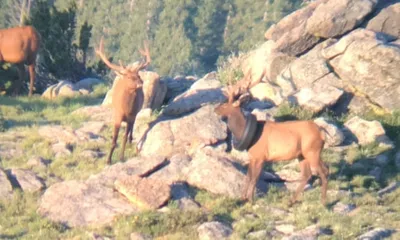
left=95, top=37, right=151, bottom=165
left=0, top=26, right=40, bottom=96
left=214, top=75, right=329, bottom=206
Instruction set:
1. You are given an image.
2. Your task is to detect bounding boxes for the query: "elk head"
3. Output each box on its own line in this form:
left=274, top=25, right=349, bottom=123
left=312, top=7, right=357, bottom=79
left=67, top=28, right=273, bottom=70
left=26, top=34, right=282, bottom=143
left=214, top=74, right=253, bottom=118
left=95, top=37, right=151, bottom=86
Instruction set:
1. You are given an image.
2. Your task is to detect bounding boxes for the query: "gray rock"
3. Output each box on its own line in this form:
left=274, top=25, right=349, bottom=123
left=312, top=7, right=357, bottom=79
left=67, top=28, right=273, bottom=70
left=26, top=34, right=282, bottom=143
left=87, top=156, right=166, bottom=187
left=140, top=105, right=227, bottom=158
left=275, top=224, right=295, bottom=235
left=265, top=0, right=327, bottom=55
left=170, top=182, right=200, bottom=211
left=183, top=150, right=246, bottom=198
left=164, top=76, right=197, bottom=103
left=52, top=142, right=73, bottom=158
left=77, top=121, right=106, bottom=136
left=282, top=39, right=337, bottom=89
left=9, top=169, right=45, bottom=193
left=357, top=228, right=394, bottom=240
left=366, top=3, right=400, bottom=39
left=344, top=116, right=393, bottom=148
left=79, top=150, right=103, bottom=159
left=247, top=230, right=269, bottom=239
left=0, top=168, right=13, bottom=200
left=74, top=78, right=103, bottom=91
left=323, top=29, right=400, bottom=111
left=314, top=117, right=345, bottom=147
left=282, top=224, right=322, bottom=240
left=377, top=181, right=400, bottom=197
left=197, top=221, right=233, bottom=240
left=306, top=0, right=378, bottom=38
left=148, top=154, right=191, bottom=185
left=114, top=176, right=171, bottom=210
left=39, top=125, right=104, bottom=144
left=27, top=156, right=50, bottom=168
left=288, top=84, right=343, bottom=113
left=333, top=202, right=356, bottom=215
left=38, top=180, right=136, bottom=227
left=130, top=232, right=152, bottom=240
left=162, top=73, right=226, bottom=117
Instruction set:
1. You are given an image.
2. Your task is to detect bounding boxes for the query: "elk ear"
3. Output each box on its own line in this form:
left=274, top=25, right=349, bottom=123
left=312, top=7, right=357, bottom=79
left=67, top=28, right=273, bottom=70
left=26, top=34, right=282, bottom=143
left=232, top=93, right=251, bottom=107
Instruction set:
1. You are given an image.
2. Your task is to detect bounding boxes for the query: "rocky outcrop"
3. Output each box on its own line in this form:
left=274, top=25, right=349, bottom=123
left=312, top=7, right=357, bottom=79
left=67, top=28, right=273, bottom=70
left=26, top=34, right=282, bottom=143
left=306, top=0, right=378, bottom=38
left=9, top=169, right=45, bottom=193
left=366, top=3, right=400, bottom=38
left=197, top=221, right=233, bottom=240
left=139, top=105, right=227, bottom=158
left=322, top=29, right=400, bottom=111
left=162, top=72, right=226, bottom=116
left=42, top=78, right=103, bottom=99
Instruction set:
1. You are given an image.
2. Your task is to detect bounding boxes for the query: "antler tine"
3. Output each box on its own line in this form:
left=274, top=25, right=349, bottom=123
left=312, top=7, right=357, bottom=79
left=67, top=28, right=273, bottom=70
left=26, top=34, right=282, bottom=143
left=135, top=40, right=151, bottom=71
left=95, top=36, right=126, bottom=73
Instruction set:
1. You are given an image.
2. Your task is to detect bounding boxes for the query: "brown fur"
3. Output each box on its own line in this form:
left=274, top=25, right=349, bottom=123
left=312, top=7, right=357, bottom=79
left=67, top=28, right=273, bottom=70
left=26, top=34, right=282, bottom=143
left=215, top=99, right=329, bottom=206
left=95, top=38, right=150, bottom=164
left=0, top=26, right=40, bottom=96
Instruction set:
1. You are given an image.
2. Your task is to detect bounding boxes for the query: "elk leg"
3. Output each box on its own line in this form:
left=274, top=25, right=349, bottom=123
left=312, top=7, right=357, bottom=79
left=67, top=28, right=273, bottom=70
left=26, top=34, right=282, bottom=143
left=246, top=158, right=264, bottom=203
left=13, top=63, right=25, bottom=96
left=28, top=63, right=36, bottom=97
left=120, top=122, right=133, bottom=161
left=317, top=161, right=329, bottom=206
left=290, top=160, right=312, bottom=206
left=242, top=165, right=252, bottom=201
left=107, top=123, right=121, bottom=165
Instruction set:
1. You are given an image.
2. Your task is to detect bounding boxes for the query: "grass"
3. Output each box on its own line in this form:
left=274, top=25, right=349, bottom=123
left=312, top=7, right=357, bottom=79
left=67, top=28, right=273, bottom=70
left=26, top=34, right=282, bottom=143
left=0, top=88, right=400, bottom=239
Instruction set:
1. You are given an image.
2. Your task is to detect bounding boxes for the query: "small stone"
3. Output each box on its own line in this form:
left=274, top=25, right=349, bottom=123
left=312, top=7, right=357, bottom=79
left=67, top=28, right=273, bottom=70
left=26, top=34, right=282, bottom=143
left=247, top=230, right=268, bottom=239
left=333, top=202, right=356, bottom=215
left=27, top=156, right=50, bottom=168
left=52, top=142, right=73, bottom=157
left=197, top=221, right=233, bottom=240
left=9, top=169, right=45, bottom=193
left=130, top=232, right=152, bottom=240
left=377, top=182, right=400, bottom=197
left=357, top=228, right=394, bottom=240
left=80, top=150, right=103, bottom=159
left=275, top=224, right=295, bottom=234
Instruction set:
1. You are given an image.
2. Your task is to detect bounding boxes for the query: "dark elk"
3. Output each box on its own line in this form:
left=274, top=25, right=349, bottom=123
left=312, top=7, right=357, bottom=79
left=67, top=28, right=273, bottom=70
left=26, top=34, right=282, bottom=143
left=95, top=37, right=150, bottom=165
left=214, top=75, right=329, bottom=206
left=0, top=25, right=40, bottom=96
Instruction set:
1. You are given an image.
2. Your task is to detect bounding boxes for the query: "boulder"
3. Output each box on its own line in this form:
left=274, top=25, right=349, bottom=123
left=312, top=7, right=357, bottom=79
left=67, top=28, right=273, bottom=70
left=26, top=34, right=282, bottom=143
left=164, top=76, right=197, bottom=103
left=38, top=180, right=136, bottom=227
left=344, top=116, right=393, bottom=148
left=183, top=150, right=246, bottom=198
left=114, top=176, right=171, bottom=210
left=366, top=3, right=400, bottom=39
left=162, top=72, right=225, bottom=116
left=148, top=154, right=191, bottom=185
left=265, top=0, right=327, bottom=56
left=288, top=84, right=344, bottom=113
left=74, top=78, right=103, bottom=91
left=9, top=169, right=45, bottom=193
left=139, top=105, right=227, bottom=158
left=170, top=182, right=201, bottom=211
left=42, top=81, right=81, bottom=99
left=281, top=39, right=337, bottom=90
left=306, top=0, right=378, bottom=38
left=322, top=29, right=400, bottom=111
left=197, top=221, right=233, bottom=240
left=0, top=168, right=13, bottom=200
left=333, top=202, right=356, bottom=215
left=314, top=117, right=345, bottom=147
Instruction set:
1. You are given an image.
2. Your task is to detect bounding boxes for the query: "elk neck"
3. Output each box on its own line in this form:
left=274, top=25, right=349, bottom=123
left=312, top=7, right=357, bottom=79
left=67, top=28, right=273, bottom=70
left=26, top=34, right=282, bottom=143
left=227, top=108, right=247, bottom=140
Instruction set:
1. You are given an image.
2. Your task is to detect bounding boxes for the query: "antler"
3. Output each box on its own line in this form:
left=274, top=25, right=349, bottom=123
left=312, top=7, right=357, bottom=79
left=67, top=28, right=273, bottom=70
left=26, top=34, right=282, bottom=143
left=95, top=37, right=127, bottom=74
left=132, top=40, right=151, bottom=72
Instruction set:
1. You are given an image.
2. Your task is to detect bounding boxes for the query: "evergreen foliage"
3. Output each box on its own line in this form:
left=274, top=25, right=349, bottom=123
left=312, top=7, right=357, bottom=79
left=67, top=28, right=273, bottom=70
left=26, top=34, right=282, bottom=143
left=0, top=0, right=304, bottom=93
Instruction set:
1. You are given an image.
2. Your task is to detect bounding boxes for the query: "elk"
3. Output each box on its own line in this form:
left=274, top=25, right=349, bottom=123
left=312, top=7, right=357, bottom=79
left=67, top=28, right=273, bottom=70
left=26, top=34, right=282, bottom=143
left=95, top=37, right=150, bottom=165
left=0, top=25, right=40, bottom=96
left=214, top=76, right=329, bottom=206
